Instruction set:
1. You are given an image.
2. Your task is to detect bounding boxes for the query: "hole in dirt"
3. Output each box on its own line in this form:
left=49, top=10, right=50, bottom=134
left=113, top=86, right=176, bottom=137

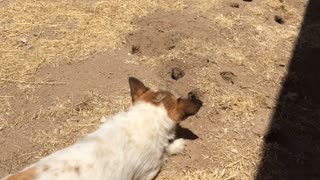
left=131, top=45, right=140, bottom=54
left=171, top=67, right=185, bottom=80
left=243, top=0, right=253, bottom=2
left=220, top=71, right=236, bottom=84
left=230, top=3, right=240, bottom=8
left=274, top=15, right=285, bottom=24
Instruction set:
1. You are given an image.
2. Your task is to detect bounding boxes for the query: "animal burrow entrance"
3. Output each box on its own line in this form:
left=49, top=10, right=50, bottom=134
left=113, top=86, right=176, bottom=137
left=274, top=15, right=285, bottom=24
left=171, top=67, right=185, bottom=80
left=131, top=45, right=140, bottom=54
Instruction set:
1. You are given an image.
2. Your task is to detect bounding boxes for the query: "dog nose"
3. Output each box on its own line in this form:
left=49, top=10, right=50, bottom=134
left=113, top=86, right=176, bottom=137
left=193, top=99, right=203, bottom=109
left=188, top=91, right=203, bottom=109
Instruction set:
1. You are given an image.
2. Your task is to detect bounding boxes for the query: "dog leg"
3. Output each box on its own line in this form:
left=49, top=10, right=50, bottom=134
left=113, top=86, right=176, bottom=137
left=166, top=138, right=186, bottom=156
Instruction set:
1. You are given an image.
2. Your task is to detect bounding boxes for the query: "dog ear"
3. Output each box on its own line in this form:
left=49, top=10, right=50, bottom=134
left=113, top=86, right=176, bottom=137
left=129, top=77, right=149, bottom=102
left=177, top=98, right=202, bottom=120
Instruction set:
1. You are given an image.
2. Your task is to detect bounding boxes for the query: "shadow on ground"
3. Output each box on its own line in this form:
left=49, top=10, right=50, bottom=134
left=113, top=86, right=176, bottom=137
left=176, top=125, right=199, bottom=140
left=256, top=0, right=320, bottom=179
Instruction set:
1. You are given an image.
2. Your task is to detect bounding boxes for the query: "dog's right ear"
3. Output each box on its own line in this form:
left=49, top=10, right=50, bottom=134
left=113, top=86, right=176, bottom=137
left=129, top=77, right=149, bottom=102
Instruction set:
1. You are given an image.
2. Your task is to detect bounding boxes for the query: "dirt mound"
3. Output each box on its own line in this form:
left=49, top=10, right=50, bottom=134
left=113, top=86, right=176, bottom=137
left=126, top=10, right=213, bottom=57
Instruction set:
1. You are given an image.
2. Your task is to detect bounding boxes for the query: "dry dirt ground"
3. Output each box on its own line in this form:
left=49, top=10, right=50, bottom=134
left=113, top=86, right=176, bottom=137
left=0, top=0, right=308, bottom=179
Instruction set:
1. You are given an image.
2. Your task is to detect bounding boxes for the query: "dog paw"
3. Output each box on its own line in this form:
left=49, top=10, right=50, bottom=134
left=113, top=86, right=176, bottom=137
left=166, top=138, right=186, bottom=155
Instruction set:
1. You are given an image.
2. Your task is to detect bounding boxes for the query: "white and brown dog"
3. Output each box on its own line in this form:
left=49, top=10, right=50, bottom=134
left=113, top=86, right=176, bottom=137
left=3, top=77, right=202, bottom=180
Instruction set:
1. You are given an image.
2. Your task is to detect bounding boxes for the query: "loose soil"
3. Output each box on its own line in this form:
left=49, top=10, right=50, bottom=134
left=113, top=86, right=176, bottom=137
left=0, top=0, right=310, bottom=179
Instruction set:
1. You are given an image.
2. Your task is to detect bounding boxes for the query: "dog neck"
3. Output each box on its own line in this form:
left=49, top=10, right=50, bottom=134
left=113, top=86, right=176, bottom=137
left=128, top=101, right=176, bottom=133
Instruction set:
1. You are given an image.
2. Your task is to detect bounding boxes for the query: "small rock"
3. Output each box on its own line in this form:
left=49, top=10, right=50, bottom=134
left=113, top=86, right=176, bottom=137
left=231, top=148, right=239, bottom=153
left=100, top=116, right=107, bottom=123
left=19, top=37, right=28, bottom=43
left=265, top=98, right=274, bottom=109
left=26, top=44, right=33, bottom=49
left=252, top=121, right=268, bottom=137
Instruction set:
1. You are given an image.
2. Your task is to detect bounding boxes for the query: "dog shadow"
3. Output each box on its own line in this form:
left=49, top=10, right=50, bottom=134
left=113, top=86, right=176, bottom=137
left=175, top=125, right=199, bottom=140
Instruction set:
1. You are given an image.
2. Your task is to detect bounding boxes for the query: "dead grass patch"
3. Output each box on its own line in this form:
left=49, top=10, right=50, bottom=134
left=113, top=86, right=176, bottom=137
left=0, top=0, right=185, bottom=80
left=192, top=0, right=222, bottom=12
left=0, top=0, right=307, bottom=179
left=159, top=138, right=264, bottom=180
left=31, top=88, right=131, bottom=158
left=216, top=92, right=263, bottom=117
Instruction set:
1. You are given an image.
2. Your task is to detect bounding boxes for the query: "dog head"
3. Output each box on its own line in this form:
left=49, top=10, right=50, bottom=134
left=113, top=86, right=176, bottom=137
left=129, top=77, right=202, bottom=122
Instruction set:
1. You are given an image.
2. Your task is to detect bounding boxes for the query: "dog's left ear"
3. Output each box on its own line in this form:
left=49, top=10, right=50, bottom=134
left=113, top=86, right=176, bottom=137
left=129, top=77, right=149, bottom=102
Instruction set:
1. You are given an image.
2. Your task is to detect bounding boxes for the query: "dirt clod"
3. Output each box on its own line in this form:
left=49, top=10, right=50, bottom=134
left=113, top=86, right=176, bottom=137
left=220, top=71, right=236, bottom=84
left=230, top=3, right=240, bottom=8
left=171, top=68, right=185, bottom=80
left=74, top=101, right=91, bottom=112
left=166, top=45, right=176, bottom=50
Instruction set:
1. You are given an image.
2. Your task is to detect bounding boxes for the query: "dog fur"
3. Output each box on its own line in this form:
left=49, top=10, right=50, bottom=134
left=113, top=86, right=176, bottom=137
left=3, top=77, right=202, bottom=180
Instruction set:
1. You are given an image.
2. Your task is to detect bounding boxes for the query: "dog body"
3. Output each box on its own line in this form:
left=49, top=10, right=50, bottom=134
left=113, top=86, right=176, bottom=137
left=3, top=77, right=202, bottom=180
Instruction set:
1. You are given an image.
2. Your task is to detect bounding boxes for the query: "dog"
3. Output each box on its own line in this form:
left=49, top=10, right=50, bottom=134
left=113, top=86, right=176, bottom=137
left=3, top=77, right=202, bottom=180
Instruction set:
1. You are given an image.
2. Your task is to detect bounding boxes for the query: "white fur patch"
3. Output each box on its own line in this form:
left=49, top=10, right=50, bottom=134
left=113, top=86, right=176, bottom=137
left=166, top=138, right=186, bottom=155
left=4, top=102, right=178, bottom=180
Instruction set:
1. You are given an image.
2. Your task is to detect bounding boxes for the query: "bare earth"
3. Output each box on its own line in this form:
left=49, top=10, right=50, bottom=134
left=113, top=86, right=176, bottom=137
left=0, top=0, right=308, bottom=179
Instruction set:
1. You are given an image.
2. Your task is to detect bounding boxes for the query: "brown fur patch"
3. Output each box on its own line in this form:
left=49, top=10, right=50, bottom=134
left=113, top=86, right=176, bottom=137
left=74, top=166, right=80, bottom=175
left=139, top=90, right=185, bottom=122
left=129, top=77, right=202, bottom=122
left=7, top=168, right=37, bottom=180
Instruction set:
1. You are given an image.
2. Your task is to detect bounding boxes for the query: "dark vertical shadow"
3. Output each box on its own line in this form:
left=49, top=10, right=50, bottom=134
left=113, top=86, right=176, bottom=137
left=256, top=1, right=320, bottom=180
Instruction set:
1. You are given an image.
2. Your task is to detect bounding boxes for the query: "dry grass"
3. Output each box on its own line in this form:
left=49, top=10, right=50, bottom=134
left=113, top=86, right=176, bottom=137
left=159, top=138, right=264, bottom=180
left=0, top=0, right=307, bottom=179
left=192, top=0, right=222, bottom=12
left=0, top=0, right=184, bottom=80
left=29, top=88, right=132, bottom=157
